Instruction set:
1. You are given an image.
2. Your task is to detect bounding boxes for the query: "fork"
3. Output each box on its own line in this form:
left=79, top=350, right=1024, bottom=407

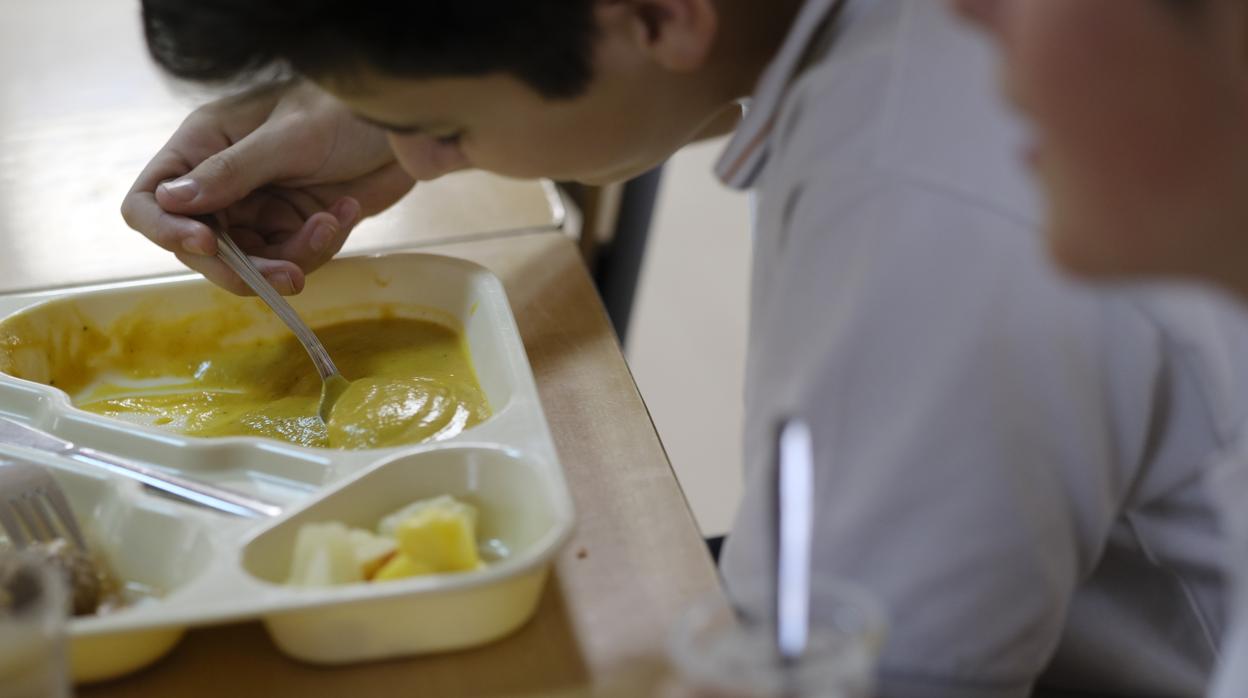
left=0, top=458, right=87, bottom=551
left=196, top=213, right=351, bottom=422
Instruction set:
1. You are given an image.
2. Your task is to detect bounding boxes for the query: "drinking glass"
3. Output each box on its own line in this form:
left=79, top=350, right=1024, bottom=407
left=666, top=579, right=885, bottom=698
left=0, top=554, right=72, bottom=698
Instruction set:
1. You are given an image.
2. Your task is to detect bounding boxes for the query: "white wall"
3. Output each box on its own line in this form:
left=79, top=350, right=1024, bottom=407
left=625, top=138, right=752, bottom=536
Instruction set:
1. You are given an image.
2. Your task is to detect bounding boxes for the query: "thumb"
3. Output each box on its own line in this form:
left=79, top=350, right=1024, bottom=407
left=155, top=131, right=289, bottom=214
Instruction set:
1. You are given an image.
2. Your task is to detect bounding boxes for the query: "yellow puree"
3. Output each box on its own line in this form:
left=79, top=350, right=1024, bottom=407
left=3, top=311, right=490, bottom=449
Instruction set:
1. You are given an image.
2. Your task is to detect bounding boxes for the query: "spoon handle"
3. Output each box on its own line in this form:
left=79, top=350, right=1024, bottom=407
left=201, top=216, right=342, bottom=382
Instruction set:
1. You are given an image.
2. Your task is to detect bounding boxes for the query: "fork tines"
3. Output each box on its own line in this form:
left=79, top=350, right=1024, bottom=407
left=0, top=458, right=87, bottom=551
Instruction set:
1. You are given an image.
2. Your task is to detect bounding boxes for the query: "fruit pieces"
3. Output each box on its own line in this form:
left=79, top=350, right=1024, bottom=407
left=286, top=522, right=364, bottom=587
left=285, top=495, right=483, bottom=588
left=348, top=528, right=398, bottom=580
left=374, top=494, right=485, bottom=580
left=377, top=495, right=477, bottom=538
left=373, top=553, right=432, bottom=582
left=393, top=504, right=484, bottom=574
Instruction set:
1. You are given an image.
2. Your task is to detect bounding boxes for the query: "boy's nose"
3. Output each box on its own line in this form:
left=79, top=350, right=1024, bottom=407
left=949, top=0, right=1004, bottom=30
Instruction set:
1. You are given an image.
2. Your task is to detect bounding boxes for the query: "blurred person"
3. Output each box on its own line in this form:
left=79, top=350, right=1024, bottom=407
left=123, top=1, right=1248, bottom=695
left=951, top=0, right=1248, bottom=295
left=953, top=1, right=1248, bottom=696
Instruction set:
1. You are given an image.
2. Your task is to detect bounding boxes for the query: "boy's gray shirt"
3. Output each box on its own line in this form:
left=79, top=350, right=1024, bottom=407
left=1210, top=444, right=1248, bottom=698
left=716, top=0, right=1248, bottom=696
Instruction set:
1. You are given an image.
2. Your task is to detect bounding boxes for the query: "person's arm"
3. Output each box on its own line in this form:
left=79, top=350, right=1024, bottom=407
left=120, top=80, right=462, bottom=295
left=721, top=174, right=1161, bottom=698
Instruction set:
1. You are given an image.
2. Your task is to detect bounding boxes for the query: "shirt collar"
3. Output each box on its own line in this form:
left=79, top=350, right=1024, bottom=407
left=715, top=0, right=847, bottom=189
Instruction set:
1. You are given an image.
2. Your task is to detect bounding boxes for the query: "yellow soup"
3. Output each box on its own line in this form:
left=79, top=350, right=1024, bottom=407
left=1, top=309, right=491, bottom=450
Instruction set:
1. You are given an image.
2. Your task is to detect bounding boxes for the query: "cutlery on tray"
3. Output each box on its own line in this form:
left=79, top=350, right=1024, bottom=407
left=0, top=415, right=281, bottom=518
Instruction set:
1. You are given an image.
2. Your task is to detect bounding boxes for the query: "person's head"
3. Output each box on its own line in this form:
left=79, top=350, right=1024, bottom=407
left=954, top=0, right=1248, bottom=298
left=142, top=0, right=779, bottom=185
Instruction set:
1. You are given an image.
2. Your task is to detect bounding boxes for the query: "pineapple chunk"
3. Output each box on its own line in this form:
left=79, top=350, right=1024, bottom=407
left=285, top=496, right=486, bottom=588
left=373, top=552, right=434, bottom=582
left=394, top=502, right=483, bottom=573
left=286, top=522, right=362, bottom=587
left=378, top=495, right=478, bottom=537
left=347, top=528, right=398, bottom=580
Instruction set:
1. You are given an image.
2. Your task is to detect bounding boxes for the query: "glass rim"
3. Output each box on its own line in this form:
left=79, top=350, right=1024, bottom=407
left=0, top=550, right=69, bottom=624
left=667, top=577, right=887, bottom=695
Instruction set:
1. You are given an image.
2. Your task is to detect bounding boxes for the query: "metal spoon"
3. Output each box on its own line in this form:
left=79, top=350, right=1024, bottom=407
left=196, top=214, right=350, bottom=423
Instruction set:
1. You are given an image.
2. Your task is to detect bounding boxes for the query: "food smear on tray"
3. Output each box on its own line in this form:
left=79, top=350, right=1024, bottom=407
left=0, top=539, right=153, bottom=617
left=286, top=495, right=504, bottom=587
left=0, top=304, right=491, bottom=450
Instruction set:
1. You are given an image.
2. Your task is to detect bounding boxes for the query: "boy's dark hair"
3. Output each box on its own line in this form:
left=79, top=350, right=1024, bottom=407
left=141, top=0, right=599, bottom=98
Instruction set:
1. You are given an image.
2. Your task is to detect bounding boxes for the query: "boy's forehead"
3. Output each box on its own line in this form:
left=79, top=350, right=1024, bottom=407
left=322, top=68, right=534, bottom=103
left=316, top=74, right=466, bottom=130
left=318, top=69, right=537, bottom=124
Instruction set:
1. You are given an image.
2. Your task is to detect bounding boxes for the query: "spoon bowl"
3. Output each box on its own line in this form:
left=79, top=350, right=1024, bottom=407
left=318, top=374, right=352, bottom=423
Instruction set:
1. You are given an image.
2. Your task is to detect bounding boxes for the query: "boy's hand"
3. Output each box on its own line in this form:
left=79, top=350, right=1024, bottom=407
left=122, top=81, right=419, bottom=296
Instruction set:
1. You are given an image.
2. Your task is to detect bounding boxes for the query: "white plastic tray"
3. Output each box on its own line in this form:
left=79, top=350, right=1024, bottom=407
left=0, top=254, right=574, bottom=683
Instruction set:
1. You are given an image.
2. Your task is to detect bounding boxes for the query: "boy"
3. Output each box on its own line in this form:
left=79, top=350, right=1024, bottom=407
left=124, top=1, right=1248, bottom=695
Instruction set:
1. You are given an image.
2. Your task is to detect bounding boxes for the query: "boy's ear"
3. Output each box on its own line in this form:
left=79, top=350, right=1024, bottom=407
left=605, top=0, right=719, bottom=72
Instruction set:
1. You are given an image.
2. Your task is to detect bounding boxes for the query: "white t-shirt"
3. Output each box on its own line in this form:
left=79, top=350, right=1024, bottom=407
left=715, top=1, right=1248, bottom=696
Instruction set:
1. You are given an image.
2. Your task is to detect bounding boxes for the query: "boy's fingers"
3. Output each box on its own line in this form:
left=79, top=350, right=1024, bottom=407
left=332, top=196, right=363, bottom=230
left=334, top=163, right=417, bottom=217
left=154, top=126, right=299, bottom=216
left=172, top=250, right=306, bottom=297
left=263, top=199, right=361, bottom=273
left=120, top=190, right=219, bottom=257
left=123, top=145, right=217, bottom=255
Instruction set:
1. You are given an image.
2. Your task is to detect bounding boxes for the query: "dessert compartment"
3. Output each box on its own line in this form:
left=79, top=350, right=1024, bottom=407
left=240, top=446, right=573, bottom=663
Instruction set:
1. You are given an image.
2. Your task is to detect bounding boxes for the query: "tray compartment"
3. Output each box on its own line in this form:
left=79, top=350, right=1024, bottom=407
left=51, top=412, right=338, bottom=506
left=0, top=254, right=526, bottom=455
left=0, top=458, right=221, bottom=683
left=240, top=446, right=571, bottom=663
left=63, top=464, right=217, bottom=684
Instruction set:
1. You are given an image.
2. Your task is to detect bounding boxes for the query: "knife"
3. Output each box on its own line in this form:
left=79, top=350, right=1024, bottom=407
left=0, top=415, right=281, bottom=518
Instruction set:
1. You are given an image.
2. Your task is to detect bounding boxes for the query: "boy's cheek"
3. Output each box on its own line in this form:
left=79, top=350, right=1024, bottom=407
left=462, top=140, right=594, bottom=181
